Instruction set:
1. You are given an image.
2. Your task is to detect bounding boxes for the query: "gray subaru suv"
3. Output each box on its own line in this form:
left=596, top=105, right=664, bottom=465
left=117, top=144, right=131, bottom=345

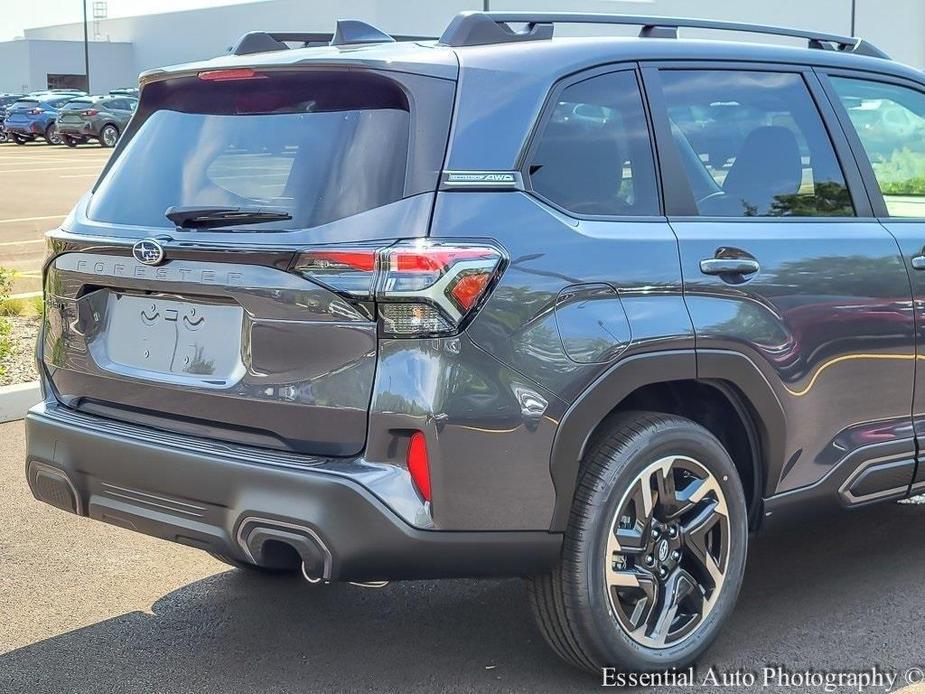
left=26, top=12, right=925, bottom=674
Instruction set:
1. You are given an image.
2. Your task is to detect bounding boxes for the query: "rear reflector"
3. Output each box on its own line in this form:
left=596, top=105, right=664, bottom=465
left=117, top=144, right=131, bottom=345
left=407, top=432, right=431, bottom=502
left=198, top=68, right=266, bottom=81
left=291, top=241, right=505, bottom=337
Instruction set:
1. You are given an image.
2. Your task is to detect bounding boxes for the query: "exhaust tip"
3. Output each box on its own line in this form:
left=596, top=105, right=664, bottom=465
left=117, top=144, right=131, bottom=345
left=236, top=516, right=332, bottom=579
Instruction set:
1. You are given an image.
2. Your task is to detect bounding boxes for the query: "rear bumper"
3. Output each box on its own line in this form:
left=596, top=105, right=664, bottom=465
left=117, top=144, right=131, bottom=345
left=57, top=122, right=98, bottom=137
left=24, top=403, right=562, bottom=581
left=4, top=122, right=40, bottom=135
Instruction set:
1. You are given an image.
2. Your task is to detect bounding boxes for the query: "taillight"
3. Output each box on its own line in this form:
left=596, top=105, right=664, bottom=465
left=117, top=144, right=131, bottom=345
left=29, top=108, right=42, bottom=115
left=83, top=109, right=98, bottom=116
left=406, top=431, right=431, bottom=502
left=291, top=241, right=505, bottom=337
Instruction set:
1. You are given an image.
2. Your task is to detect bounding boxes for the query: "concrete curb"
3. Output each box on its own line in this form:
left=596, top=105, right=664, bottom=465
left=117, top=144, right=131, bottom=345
left=0, top=381, right=40, bottom=423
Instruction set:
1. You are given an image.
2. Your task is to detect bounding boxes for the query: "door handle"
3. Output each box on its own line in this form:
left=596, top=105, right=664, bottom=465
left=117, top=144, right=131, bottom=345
left=912, top=255, right=925, bottom=270
left=699, top=258, right=760, bottom=276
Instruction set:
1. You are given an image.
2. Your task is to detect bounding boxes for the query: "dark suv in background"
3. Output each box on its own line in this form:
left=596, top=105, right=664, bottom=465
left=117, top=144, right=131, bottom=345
left=25, top=12, right=925, bottom=674
left=57, top=94, right=138, bottom=147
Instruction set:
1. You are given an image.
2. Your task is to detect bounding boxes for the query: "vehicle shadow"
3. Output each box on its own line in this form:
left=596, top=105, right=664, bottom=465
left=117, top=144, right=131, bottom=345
left=3, top=501, right=925, bottom=693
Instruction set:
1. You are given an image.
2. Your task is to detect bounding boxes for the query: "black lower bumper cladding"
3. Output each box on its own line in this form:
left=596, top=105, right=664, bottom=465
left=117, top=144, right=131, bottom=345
left=24, top=404, right=562, bottom=581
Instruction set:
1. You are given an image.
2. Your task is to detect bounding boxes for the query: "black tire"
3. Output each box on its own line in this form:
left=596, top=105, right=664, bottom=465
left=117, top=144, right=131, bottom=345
left=206, top=550, right=294, bottom=575
left=12, top=134, right=28, bottom=145
left=45, top=123, right=61, bottom=145
left=0, top=130, right=7, bottom=144
left=526, top=411, right=748, bottom=674
left=63, top=135, right=79, bottom=148
left=99, top=124, right=119, bottom=148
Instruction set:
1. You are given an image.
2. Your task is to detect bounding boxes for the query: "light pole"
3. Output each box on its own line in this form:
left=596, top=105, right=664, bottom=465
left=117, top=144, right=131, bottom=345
left=850, top=0, right=857, bottom=36
left=82, top=0, right=90, bottom=92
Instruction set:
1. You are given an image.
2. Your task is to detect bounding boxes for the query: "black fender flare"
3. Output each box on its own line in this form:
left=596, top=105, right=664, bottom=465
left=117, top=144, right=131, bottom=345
left=547, top=349, right=786, bottom=530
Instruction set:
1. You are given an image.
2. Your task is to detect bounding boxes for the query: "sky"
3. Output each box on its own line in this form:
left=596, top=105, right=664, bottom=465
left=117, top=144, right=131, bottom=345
left=0, top=0, right=270, bottom=42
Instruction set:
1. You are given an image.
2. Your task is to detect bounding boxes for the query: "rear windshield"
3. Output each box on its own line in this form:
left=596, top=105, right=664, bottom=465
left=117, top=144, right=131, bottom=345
left=11, top=100, right=37, bottom=109
left=65, top=100, right=94, bottom=109
left=88, top=70, right=411, bottom=231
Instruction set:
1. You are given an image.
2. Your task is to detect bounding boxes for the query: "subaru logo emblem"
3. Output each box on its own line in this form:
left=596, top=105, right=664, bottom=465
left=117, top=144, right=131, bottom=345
left=133, top=239, right=165, bottom=266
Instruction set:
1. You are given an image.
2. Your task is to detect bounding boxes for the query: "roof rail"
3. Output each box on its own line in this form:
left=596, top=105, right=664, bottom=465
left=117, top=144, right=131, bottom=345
left=437, top=11, right=890, bottom=59
left=231, top=20, right=435, bottom=56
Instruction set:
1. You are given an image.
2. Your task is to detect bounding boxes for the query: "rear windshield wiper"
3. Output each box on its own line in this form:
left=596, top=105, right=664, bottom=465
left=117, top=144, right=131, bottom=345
left=165, top=205, right=292, bottom=229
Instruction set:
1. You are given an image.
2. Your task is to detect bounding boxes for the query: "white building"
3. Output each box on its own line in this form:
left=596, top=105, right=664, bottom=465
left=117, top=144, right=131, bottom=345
left=2, top=0, right=923, bottom=94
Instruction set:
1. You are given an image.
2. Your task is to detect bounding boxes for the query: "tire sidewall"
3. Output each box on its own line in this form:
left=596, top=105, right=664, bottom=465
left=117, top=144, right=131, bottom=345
left=578, top=419, right=748, bottom=671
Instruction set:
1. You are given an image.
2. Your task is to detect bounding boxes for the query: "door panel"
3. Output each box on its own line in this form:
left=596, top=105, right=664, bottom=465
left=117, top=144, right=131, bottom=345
left=821, top=72, right=925, bottom=493
left=674, top=220, right=915, bottom=493
left=647, top=65, right=916, bottom=498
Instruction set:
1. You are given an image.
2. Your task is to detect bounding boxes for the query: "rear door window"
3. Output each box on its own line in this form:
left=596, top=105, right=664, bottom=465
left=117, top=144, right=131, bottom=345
left=658, top=70, right=855, bottom=217
left=88, top=70, right=413, bottom=230
left=829, top=76, right=925, bottom=217
left=527, top=70, right=660, bottom=216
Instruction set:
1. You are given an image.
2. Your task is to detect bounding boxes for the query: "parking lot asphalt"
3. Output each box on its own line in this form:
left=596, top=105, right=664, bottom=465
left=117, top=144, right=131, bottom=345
left=2, top=419, right=925, bottom=693
left=0, top=142, right=111, bottom=296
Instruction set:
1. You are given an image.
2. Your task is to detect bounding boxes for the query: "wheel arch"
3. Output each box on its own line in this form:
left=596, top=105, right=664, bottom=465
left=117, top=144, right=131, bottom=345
left=548, top=349, right=786, bottom=531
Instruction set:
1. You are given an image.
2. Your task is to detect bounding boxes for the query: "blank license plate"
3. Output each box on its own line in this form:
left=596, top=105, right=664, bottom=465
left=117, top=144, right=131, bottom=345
left=103, top=294, right=244, bottom=382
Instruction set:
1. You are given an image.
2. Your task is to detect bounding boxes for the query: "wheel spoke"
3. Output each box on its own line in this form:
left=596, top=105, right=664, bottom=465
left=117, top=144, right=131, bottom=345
left=683, top=499, right=726, bottom=588
left=605, top=531, right=645, bottom=588
left=626, top=573, right=659, bottom=631
left=632, top=473, right=656, bottom=525
left=606, top=564, right=642, bottom=588
left=654, top=460, right=679, bottom=516
left=647, top=569, right=698, bottom=646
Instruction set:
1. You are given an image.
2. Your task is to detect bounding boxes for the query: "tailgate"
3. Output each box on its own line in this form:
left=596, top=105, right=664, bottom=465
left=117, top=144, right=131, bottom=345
left=44, top=250, right=377, bottom=456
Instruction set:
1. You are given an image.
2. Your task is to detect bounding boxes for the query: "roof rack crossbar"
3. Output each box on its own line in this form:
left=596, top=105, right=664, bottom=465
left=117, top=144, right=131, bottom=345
left=232, top=21, right=435, bottom=56
left=437, top=11, right=890, bottom=59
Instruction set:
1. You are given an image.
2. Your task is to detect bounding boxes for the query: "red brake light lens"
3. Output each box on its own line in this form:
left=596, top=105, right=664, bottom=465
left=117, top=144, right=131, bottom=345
left=29, top=108, right=42, bottom=115
left=407, top=432, right=431, bottom=502
left=198, top=68, right=266, bottom=82
left=83, top=109, right=98, bottom=116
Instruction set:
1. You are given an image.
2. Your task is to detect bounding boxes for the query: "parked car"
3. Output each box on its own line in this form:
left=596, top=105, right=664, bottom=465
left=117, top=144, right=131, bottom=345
left=36, top=89, right=87, bottom=97
left=108, top=87, right=140, bottom=98
left=25, top=12, right=925, bottom=675
left=3, top=94, right=78, bottom=144
left=57, top=94, right=138, bottom=147
left=0, top=93, right=24, bottom=143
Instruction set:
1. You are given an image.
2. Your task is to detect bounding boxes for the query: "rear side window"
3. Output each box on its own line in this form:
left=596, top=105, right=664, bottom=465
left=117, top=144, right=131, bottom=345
left=527, top=70, right=660, bottom=216
left=88, top=71, right=412, bottom=230
left=659, top=70, right=854, bottom=217
left=829, top=77, right=925, bottom=217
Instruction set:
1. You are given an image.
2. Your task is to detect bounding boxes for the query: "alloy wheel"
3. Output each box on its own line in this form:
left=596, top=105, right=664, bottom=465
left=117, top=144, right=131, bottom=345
left=102, top=126, right=118, bottom=147
left=604, top=455, right=730, bottom=649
